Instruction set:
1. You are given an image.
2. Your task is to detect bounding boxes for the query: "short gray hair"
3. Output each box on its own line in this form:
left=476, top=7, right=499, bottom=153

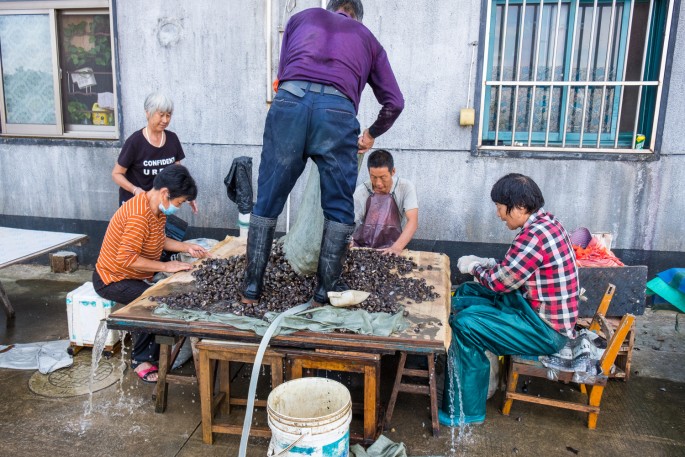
left=326, top=0, right=363, bottom=21
left=144, top=92, right=174, bottom=115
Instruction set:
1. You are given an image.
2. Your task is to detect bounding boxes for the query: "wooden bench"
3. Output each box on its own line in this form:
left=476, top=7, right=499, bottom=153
left=196, top=339, right=284, bottom=444
left=285, top=349, right=381, bottom=444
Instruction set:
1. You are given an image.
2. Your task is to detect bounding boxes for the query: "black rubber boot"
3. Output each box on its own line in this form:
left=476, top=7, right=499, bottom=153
left=313, top=219, right=355, bottom=304
left=241, top=214, right=277, bottom=301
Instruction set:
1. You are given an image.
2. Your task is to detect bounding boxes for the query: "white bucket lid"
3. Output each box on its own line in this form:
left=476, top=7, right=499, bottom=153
left=267, top=377, right=351, bottom=427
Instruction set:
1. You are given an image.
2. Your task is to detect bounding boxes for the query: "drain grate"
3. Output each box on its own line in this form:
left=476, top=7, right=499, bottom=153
left=29, top=353, right=126, bottom=398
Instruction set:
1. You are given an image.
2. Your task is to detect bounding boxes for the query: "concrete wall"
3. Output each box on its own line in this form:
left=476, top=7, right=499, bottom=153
left=1, top=0, right=683, bottom=255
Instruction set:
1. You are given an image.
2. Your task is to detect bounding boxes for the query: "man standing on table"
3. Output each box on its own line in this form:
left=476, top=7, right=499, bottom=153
left=352, top=149, right=418, bottom=256
left=241, top=0, right=404, bottom=306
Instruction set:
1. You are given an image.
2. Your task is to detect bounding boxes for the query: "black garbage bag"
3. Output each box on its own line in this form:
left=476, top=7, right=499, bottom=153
left=224, top=156, right=254, bottom=214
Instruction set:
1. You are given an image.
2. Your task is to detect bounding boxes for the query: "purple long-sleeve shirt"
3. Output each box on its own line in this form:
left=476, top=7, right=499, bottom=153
left=277, top=8, right=404, bottom=138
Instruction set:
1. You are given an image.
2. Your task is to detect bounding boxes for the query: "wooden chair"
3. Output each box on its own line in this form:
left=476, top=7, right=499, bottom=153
left=502, top=284, right=636, bottom=429
left=576, top=316, right=636, bottom=381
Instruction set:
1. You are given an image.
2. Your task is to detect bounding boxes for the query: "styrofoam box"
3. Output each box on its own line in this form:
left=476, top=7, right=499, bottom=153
left=66, top=281, right=120, bottom=347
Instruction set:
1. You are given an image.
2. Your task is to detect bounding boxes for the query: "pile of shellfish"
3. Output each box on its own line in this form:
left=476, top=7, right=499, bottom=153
left=150, top=244, right=438, bottom=319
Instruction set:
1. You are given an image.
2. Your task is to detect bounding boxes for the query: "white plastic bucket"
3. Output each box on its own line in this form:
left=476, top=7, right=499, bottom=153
left=267, top=377, right=352, bottom=457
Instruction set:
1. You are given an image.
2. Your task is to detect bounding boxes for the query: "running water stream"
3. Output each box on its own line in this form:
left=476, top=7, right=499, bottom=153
left=446, top=343, right=473, bottom=456
left=86, top=320, right=110, bottom=414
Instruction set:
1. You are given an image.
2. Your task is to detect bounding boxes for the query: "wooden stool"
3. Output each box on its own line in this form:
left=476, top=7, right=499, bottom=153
left=286, top=349, right=381, bottom=444
left=196, top=339, right=284, bottom=444
left=502, top=284, right=636, bottom=429
left=155, top=335, right=197, bottom=413
left=385, top=351, right=439, bottom=436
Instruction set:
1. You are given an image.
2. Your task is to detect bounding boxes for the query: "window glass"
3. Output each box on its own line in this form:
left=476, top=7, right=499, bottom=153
left=58, top=13, right=115, bottom=130
left=0, top=14, right=56, bottom=125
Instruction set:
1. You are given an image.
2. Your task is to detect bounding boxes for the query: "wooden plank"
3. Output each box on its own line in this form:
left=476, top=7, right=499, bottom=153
left=402, top=368, right=428, bottom=377
left=165, top=373, right=197, bottom=386
left=398, top=384, right=430, bottom=395
left=505, top=392, right=600, bottom=413
left=212, top=423, right=271, bottom=438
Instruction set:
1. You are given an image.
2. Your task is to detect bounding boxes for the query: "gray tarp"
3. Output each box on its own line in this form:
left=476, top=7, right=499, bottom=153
left=351, top=435, right=408, bottom=457
left=0, top=340, right=72, bottom=374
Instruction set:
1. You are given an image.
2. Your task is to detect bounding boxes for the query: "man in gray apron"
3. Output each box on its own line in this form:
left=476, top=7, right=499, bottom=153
left=352, top=149, right=418, bottom=255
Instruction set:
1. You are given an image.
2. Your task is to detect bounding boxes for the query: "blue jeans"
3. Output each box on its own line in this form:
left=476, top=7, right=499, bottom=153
left=253, top=87, right=360, bottom=225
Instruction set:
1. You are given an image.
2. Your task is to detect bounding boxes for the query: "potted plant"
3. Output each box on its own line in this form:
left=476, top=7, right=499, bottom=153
left=67, top=100, right=91, bottom=124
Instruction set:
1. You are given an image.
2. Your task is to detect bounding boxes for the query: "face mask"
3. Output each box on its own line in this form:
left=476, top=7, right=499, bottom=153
left=159, top=195, right=179, bottom=216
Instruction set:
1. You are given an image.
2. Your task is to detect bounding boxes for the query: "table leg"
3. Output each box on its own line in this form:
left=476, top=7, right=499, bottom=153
left=271, top=358, right=283, bottom=388
left=290, top=359, right=303, bottom=379
left=219, top=360, right=230, bottom=415
left=199, top=348, right=214, bottom=444
left=0, top=280, right=16, bottom=321
left=427, top=353, right=440, bottom=437
left=155, top=341, right=171, bottom=413
left=363, top=364, right=378, bottom=443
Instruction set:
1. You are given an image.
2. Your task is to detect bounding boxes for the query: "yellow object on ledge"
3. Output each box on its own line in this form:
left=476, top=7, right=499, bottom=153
left=91, top=103, right=113, bottom=126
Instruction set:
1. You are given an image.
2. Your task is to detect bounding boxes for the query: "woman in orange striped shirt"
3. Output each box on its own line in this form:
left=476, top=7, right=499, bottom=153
left=93, top=165, right=210, bottom=383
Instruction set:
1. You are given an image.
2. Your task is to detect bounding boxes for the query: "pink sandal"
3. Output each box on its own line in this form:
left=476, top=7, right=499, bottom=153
left=134, top=364, right=158, bottom=383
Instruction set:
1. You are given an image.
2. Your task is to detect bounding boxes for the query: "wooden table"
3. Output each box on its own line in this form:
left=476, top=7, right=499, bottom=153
left=106, top=236, right=451, bottom=441
left=0, top=227, right=88, bottom=322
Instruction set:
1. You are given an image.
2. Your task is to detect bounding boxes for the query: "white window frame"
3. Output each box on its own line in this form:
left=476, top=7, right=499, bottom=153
left=0, top=0, right=118, bottom=140
left=477, top=0, right=675, bottom=154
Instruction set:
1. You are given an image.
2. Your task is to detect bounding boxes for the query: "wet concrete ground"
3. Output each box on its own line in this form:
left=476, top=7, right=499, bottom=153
left=1, top=264, right=684, bottom=457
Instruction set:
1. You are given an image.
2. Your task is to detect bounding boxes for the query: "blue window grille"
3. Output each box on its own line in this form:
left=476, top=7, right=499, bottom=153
left=480, top=0, right=670, bottom=152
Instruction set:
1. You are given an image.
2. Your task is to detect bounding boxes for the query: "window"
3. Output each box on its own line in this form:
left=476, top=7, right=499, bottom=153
left=0, top=1, right=117, bottom=139
left=479, top=0, right=672, bottom=153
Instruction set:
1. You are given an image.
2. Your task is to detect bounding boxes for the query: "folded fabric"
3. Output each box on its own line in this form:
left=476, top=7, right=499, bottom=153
left=351, top=435, right=407, bottom=457
left=0, top=340, right=72, bottom=374
left=539, top=329, right=607, bottom=384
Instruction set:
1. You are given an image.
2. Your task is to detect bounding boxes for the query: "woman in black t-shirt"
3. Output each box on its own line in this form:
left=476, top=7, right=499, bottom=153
left=111, top=92, right=197, bottom=213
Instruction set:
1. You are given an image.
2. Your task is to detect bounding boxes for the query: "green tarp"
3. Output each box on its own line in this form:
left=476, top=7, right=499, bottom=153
left=153, top=304, right=408, bottom=337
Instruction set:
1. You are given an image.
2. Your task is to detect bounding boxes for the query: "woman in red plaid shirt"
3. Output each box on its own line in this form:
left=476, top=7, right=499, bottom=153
left=440, top=173, right=579, bottom=427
